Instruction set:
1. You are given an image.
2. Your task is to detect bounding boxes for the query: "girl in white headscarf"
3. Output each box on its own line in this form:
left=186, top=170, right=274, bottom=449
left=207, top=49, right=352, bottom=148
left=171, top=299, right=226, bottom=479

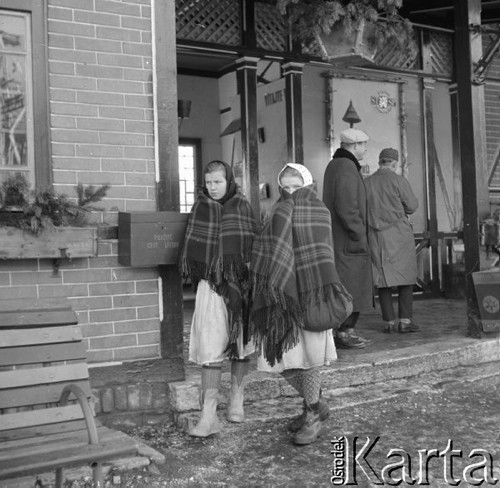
left=250, top=163, right=352, bottom=445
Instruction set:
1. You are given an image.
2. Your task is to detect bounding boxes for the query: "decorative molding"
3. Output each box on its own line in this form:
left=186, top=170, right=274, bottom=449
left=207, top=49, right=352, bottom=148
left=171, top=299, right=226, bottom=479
left=235, top=56, right=260, bottom=70
left=321, top=69, right=406, bottom=86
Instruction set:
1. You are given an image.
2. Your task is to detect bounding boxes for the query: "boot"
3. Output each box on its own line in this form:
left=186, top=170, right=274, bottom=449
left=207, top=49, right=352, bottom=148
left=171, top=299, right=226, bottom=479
left=288, top=391, right=329, bottom=432
left=189, top=366, right=221, bottom=437
left=227, top=360, right=248, bottom=423
left=292, top=402, right=323, bottom=445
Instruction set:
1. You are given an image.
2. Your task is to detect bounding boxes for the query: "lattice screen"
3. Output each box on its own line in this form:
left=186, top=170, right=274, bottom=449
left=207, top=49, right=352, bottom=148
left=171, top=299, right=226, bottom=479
left=426, top=30, right=453, bottom=76
left=255, top=1, right=287, bottom=52
left=375, top=37, right=421, bottom=71
left=174, top=0, right=453, bottom=77
left=176, top=0, right=240, bottom=46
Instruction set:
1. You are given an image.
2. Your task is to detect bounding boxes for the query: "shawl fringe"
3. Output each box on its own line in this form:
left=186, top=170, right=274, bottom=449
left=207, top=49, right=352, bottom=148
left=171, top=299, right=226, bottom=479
left=249, top=272, right=304, bottom=366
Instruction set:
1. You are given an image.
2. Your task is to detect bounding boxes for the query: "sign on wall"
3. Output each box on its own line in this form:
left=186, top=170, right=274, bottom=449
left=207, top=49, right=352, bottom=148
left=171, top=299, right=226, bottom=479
left=327, top=74, right=405, bottom=177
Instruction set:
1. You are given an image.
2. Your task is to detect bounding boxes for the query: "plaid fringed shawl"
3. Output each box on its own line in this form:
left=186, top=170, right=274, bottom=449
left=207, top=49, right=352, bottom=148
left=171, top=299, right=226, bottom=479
left=180, top=186, right=257, bottom=358
left=250, top=186, right=352, bottom=366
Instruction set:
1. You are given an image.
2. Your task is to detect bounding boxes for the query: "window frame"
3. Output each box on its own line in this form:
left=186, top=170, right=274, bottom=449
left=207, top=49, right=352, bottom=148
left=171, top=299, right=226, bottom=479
left=0, top=0, right=50, bottom=190
left=179, top=137, right=202, bottom=212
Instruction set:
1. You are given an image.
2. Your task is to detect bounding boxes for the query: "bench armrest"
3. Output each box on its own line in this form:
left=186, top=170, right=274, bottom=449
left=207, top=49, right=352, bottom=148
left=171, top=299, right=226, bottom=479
left=59, top=383, right=99, bottom=445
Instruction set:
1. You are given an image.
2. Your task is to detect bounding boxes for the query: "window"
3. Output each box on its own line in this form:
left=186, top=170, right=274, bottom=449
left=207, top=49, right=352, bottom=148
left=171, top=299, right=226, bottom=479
left=0, top=0, right=49, bottom=189
left=0, top=11, right=33, bottom=185
left=178, top=138, right=202, bottom=213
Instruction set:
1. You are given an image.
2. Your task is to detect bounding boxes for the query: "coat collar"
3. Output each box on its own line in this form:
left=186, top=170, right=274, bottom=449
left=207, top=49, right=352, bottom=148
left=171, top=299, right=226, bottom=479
left=333, top=147, right=361, bottom=171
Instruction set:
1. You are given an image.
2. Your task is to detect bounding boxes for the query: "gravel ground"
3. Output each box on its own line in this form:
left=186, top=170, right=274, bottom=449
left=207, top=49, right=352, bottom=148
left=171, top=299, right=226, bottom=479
left=96, top=365, right=500, bottom=488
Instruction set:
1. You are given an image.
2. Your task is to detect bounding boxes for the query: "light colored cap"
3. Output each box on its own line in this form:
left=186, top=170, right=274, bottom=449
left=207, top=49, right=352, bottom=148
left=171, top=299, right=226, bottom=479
left=340, top=128, right=370, bottom=144
left=278, top=163, right=313, bottom=187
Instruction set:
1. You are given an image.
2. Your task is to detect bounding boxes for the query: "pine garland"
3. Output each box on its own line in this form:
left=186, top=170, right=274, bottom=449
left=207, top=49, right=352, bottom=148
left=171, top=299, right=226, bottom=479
left=0, top=174, right=110, bottom=235
left=276, top=0, right=417, bottom=57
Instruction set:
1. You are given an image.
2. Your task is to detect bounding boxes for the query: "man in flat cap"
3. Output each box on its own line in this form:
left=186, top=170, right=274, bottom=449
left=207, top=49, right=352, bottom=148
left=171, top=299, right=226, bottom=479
left=365, top=148, right=419, bottom=333
left=322, top=128, right=374, bottom=349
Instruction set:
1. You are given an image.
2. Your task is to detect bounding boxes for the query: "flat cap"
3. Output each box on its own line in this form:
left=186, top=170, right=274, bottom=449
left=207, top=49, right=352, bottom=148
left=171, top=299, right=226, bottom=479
left=340, top=128, right=370, bottom=144
left=379, top=147, right=399, bottom=161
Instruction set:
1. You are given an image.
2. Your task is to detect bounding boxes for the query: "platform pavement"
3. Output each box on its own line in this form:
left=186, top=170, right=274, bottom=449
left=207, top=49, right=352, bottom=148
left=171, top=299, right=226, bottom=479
left=171, top=297, right=500, bottom=431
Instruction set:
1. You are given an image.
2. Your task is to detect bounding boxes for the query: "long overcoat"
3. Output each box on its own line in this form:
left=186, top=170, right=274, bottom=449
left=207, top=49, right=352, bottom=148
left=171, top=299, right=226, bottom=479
left=365, top=168, right=419, bottom=288
left=322, top=148, right=374, bottom=312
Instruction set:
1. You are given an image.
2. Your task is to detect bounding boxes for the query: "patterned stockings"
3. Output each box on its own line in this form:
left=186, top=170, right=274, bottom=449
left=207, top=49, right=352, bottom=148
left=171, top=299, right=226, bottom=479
left=281, top=368, right=320, bottom=406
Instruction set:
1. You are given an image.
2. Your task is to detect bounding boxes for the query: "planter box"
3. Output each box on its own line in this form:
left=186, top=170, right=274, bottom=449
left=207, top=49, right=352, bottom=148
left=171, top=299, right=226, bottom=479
left=472, top=270, right=500, bottom=332
left=316, top=19, right=377, bottom=66
left=118, top=211, right=188, bottom=267
left=0, top=226, right=98, bottom=260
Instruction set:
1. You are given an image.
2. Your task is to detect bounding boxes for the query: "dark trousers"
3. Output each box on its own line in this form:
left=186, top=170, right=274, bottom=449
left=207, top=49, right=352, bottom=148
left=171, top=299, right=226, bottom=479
left=377, top=285, right=413, bottom=322
left=338, top=312, right=360, bottom=332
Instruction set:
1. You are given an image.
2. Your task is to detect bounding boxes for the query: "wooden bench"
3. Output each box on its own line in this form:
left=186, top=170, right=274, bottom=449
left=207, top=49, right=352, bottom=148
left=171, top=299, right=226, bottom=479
left=0, top=298, right=139, bottom=487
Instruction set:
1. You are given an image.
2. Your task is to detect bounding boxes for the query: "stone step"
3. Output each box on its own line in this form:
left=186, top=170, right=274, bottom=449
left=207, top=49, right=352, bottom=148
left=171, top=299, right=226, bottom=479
left=176, top=356, right=500, bottom=434
left=170, top=335, right=500, bottom=431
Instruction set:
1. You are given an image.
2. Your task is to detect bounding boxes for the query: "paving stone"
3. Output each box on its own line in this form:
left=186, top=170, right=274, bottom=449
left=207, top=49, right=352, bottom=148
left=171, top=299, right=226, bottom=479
left=168, top=381, right=200, bottom=412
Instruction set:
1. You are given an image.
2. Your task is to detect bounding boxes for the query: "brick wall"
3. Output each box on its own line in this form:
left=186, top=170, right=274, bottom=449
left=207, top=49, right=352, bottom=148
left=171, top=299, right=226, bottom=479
left=48, top=0, right=156, bottom=217
left=1, top=0, right=163, bottom=363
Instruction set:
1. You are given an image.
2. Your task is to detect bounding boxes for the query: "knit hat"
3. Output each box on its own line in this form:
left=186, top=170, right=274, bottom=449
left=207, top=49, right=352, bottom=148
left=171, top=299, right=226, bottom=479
left=379, top=148, right=399, bottom=161
left=278, top=163, right=313, bottom=187
left=340, top=128, right=370, bottom=144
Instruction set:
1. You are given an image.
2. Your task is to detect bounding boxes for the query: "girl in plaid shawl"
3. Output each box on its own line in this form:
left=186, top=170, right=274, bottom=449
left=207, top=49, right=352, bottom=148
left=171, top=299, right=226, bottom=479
left=180, top=160, right=257, bottom=437
left=250, top=163, right=352, bottom=445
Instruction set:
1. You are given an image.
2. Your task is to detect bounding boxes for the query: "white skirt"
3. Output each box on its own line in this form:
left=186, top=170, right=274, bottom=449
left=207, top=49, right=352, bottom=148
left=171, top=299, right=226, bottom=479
left=257, top=328, right=337, bottom=373
left=189, top=280, right=255, bottom=365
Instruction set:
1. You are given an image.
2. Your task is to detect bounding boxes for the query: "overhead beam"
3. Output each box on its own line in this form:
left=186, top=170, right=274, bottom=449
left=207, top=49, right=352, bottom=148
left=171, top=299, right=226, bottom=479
left=406, top=0, right=453, bottom=14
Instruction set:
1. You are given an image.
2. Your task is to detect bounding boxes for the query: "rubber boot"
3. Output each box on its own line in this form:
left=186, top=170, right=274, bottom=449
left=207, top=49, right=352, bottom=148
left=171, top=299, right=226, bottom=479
left=227, top=360, right=248, bottom=423
left=189, top=366, right=221, bottom=437
left=288, top=391, right=329, bottom=432
left=292, top=402, right=323, bottom=445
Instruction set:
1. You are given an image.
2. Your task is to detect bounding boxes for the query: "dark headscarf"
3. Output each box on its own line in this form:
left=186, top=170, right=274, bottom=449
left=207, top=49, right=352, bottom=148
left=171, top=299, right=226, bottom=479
left=201, top=160, right=237, bottom=205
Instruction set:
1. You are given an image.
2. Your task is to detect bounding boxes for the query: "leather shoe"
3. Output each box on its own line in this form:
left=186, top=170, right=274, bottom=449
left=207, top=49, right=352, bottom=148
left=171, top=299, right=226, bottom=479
left=398, top=320, right=420, bottom=333
left=384, top=321, right=398, bottom=334
left=348, top=330, right=373, bottom=345
left=335, top=333, right=366, bottom=349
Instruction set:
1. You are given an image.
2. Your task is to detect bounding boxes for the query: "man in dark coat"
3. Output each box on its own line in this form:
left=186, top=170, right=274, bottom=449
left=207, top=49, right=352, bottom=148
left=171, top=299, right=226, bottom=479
left=322, top=128, right=374, bottom=349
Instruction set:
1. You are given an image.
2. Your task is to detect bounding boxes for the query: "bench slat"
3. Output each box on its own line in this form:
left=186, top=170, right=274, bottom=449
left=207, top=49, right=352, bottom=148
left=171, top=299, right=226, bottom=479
left=0, top=341, right=87, bottom=367
left=0, top=404, right=84, bottom=432
left=0, top=363, right=88, bottom=390
left=0, top=423, right=106, bottom=453
left=0, top=419, right=94, bottom=442
left=0, top=425, right=132, bottom=461
left=0, top=441, right=138, bottom=480
left=0, top=310, right=77, bottom=328
left=0, top=325, right=82, bottom=347
left=0, top=380, right=92, bottom=409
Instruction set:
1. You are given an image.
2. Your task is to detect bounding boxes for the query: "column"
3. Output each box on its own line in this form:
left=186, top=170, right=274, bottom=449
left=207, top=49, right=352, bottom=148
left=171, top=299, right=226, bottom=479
left=455, top=0, right=490, bottom=336
left=236, top=56, right=260, bottom=218
left=283, top=62, right=304, bottom=164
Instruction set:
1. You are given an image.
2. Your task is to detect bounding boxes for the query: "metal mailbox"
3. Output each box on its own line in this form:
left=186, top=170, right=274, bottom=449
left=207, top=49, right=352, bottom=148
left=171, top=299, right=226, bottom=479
left=118, top=211, right=188, bottom=267
left=472, top=270, right=500, bottom=332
